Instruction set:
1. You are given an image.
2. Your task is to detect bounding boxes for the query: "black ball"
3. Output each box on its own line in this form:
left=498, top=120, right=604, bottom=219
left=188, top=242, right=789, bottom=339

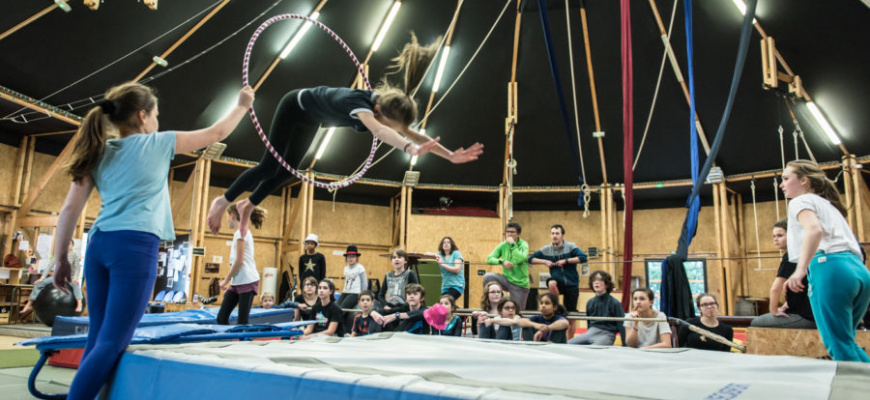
left=33, top=283, right=85, bottom=327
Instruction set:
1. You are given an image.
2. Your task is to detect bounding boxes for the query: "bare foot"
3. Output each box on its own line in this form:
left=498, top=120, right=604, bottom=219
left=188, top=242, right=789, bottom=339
left=237, top=199, right=256, bottom=236
left=207, top=196, right=230, bottom=234
left=20, top=302, right=32, bottom=314
left=75, top=300, right=83, bottom=313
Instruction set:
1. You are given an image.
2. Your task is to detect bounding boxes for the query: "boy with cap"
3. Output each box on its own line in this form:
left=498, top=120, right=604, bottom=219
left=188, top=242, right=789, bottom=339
left=299, top=233, right=326, bottom=291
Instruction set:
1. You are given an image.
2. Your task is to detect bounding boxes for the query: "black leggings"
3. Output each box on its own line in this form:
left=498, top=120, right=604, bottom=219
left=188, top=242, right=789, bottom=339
left=224, top=90, right=319, bottom=205
left=217, top=289, right=255, bottom=325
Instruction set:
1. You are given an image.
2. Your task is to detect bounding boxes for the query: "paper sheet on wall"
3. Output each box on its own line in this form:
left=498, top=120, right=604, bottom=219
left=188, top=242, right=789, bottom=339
left=36, top=233, right=54, bottom=259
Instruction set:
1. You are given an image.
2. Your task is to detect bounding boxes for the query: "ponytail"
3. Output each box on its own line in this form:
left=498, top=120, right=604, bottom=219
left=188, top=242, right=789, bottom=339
left=786, top=160, right=848, bottom=217
left=66, top=82, right=157, bottom=182
left=67, top=106, right=110, bottom=183
left=374, top=33, right=442, bottom=129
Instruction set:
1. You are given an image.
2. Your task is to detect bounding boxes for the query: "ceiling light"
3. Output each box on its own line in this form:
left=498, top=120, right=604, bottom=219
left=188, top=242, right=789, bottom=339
left=372, top=1, right=401, bottom=52
left=202, top=143, right=226, bottom=160
left=403, top=171, right=420, bottom=187
left=432, top=46, right=451, bottom=93
left=280, top=11, right=320, bottom=59
left=806, top=101, right=841, bottom=145
left=730, top=0, right=757, bottom=24
left=315, top=127, right=336, bottom=160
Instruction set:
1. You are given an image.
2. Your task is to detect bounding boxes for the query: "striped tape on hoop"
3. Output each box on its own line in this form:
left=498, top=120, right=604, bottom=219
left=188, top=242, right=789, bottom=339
left=243, top=14, right=377, bottom=189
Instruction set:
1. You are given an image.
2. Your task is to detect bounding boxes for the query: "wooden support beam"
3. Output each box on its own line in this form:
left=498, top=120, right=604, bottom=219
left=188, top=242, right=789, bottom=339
left=171, top=167, right=197, bottom=222
left=20, top=136, right=36, bottom=206
left=12, top=136, right=29, bottom=206
left=399, top=186, right=408, bottom=249
left=0, top=1, right=69, bottom=42
left=17, top=215, right=59, bottom=227
left=580, top=2, right=608, bottom=183
left=253, top=0, right=330, bottom=91
left=0, top=90, right=81, bottom=126
left=31, top=129, right=78, bottom=138
left=18, top=139, right=75, bottom=218
left=134, top=0, right=231, bottom=82
left=713, top=183, right=727, bottom=315
left=847, top=155, right=865, bottom=242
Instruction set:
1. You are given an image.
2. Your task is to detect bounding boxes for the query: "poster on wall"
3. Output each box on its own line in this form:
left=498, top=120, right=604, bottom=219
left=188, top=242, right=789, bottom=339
left=645, top=259, right=708, bottom=316
left=152, top=235, right=192, bottom=303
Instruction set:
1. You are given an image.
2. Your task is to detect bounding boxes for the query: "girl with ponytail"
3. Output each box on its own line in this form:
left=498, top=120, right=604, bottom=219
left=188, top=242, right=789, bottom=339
left=52, top=82, right=254, bottom=399
left=207, top=33, right=484, bottom=236
left=781, top=159, right=870, bottom=362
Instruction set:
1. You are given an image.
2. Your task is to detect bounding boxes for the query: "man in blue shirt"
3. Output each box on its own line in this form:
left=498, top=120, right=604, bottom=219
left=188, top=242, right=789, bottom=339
left=529, top=224, right=587, bottom=339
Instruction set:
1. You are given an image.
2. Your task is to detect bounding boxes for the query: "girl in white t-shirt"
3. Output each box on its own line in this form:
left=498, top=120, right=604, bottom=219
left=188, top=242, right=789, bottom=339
left=781, top=160, right=870, bottom=362
left=217, top=203, right=267, bottom=325
left=625, top=288, right=672, bottom=349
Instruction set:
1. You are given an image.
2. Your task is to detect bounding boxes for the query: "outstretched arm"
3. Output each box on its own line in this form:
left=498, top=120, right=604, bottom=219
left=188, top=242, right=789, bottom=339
left=175, top=86, right=254, bottom=154
left=357, top=113, right=483, bottom=163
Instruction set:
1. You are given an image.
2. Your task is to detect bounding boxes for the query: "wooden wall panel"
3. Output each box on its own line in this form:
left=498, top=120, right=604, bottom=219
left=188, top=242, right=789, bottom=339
left=0, top=143, right=17, bottom=205
left=741, top=200, right=789, bottom=300
left=406, top=214, right=502, bottom=308
left=29, top=152, right=73, bottom=212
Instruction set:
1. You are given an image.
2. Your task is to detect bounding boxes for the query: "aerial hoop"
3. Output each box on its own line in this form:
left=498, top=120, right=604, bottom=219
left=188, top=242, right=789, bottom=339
left=243, top=14, right=378, bottom=189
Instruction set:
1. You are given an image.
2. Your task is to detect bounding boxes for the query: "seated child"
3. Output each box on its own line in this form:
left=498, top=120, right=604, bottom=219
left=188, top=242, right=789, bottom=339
left=568, top=270, right=625, bottom=345
left=624, top=287, right=672, bottom=349
left=301, top=280, right=344, bottom=338
left=478, top=298, right=531, bottom=341
left=372, top=284, right=431, bottom=334
left=435, top=295, right=464, bottom=336
left=486, top=293, right=569, bottom=343
left=351, top=290, right=381, bottom=337
left=377, top=248, right=419, bottom=310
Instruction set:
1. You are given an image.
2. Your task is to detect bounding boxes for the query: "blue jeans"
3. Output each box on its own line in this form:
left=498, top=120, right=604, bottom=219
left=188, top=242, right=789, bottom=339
left=808, top=251, right=870, bottom=363
left=68, top=230, right=158, bottom=399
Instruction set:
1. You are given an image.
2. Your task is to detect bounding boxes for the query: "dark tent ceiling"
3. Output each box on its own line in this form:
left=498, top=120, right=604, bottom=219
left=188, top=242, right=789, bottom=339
left=1, top=0, right=868, bottom=209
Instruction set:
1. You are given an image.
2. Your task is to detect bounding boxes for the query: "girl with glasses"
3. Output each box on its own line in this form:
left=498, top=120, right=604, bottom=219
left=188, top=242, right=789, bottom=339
left=677, top=293, right=734, bottom=352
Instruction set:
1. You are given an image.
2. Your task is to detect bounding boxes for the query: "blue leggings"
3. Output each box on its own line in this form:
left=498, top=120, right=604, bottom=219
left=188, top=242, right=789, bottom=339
left=68, top=230, right=158, bottom=400
left=808, top=251, right=870, bottom=363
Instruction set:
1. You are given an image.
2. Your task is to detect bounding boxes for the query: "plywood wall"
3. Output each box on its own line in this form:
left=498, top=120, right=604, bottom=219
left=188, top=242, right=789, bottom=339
left=406, top=214, right=502, bottom=308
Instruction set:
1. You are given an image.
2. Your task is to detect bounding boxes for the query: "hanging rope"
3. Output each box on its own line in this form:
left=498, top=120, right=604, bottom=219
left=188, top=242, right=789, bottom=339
left=783, top=98, right=817, bottom=162
left=619, top=0, right=635, bottom=310
left=537, top=0, right=586, bottom=193
left=634, top=0, right=680, bottom=171
left=564, top=0, right=589, bottom=193
left=750, top=178, right=764, bottom=271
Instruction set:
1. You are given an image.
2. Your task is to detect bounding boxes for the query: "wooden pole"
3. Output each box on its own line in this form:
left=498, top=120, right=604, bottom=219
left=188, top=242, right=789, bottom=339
left=12, top=136, right=29, bottom=206
left=399, top=186, right=408, bottom=249
left=0, top=1, right=69, bottom=42
left=719, top=183, right=735, bottom=315
left=579, top=3, right=608, bottom=183
left=20, top=138, right=36, bottom=208
left=713, top=183, right=727, bottom=314
left=134, top=0, right=231, bottom=82
left=842, top=156, right=855, bottom=232
left=847, top=155, right=865, bottom=242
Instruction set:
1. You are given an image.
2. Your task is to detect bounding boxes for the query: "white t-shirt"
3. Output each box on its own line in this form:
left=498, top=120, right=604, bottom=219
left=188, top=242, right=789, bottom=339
left=787, top=193, right=861, bottom=262
left=229, top=229, right=259, bottom=285
left=343, top=263, right=368, bottom=294
left=624, top=311, right=671, bottom=348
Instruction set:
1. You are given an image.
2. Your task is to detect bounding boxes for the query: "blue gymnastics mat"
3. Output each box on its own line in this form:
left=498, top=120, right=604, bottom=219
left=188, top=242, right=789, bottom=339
left=82, top=333, right=870, bottom=399
left=51, top=307, right=295, bottom=336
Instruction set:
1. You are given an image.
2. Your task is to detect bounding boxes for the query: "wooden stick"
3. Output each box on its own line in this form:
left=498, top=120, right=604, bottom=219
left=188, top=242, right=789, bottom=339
left=0, top=1, right=67, bottom=42
left=12, top=136, right=29, bottom=206
left=579, top=4, right=608, bottom=183
left=18, top=139, right=75, bottom=218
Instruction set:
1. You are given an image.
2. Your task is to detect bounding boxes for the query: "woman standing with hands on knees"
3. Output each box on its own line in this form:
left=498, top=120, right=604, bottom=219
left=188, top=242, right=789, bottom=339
left=781, top=160, right=870, bottom=362
left=51, top=83, right=254, bottom=399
